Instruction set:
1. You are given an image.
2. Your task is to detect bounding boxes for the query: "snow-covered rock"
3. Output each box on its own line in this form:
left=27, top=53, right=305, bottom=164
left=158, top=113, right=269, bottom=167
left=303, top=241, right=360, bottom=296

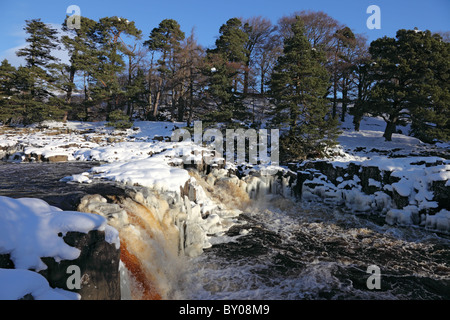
left=0, top=196, right=120, bottom=300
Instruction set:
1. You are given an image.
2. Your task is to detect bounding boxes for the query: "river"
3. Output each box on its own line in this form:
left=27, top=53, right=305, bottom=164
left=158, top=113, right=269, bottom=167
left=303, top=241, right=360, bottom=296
left=185, top=199, right=450, bottom=299
left=1, top=162, right=449, bottom=300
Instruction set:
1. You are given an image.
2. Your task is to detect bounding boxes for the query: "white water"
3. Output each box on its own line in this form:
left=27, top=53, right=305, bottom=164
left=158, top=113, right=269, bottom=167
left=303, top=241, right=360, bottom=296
left=181, top=195, right=450, bottom=300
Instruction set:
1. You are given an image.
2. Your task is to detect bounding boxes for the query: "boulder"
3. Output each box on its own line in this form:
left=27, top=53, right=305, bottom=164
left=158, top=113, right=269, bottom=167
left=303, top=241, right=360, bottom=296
left=39, top=230, right=120, bottom=300
left=0, top=229, right=120, bottom=300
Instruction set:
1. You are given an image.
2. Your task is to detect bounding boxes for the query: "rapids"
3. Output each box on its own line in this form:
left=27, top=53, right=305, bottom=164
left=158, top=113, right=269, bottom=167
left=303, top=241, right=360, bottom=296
left=184, top=198, right=450, bottom=299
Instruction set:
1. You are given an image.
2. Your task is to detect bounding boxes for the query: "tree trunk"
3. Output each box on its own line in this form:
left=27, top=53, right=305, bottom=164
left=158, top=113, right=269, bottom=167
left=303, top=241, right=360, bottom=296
left=260, top=67, right=265, bottom=95
left=177, top=96, right=185, bottom=122
left=243, top=63, right=249, bottom=96
left=332, top=83, right=337, bottom=119
left=147, top=54, right=154, bottom=120
left=171, top=89, right=177, bottom=121
left=152, top=77, right=163, bottom=120
left=187, top=69, right=194, bottom=127
left=341, top=85, right=348, bottom=123
left=353, top=114, right=362, bottom=131
left=127, top=55, right=133, bottom=117
left=383, top=121, right=396, bottom=141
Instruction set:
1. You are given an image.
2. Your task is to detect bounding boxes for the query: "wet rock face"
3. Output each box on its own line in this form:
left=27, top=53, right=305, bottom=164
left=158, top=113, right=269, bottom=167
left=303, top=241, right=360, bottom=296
left=0, top=230, right=121, bottom=300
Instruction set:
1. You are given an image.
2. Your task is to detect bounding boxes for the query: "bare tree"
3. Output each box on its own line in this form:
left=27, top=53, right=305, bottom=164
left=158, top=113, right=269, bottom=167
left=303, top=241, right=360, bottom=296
left=253, top=32, right=282, bottom=96
left=278, top=10, right=341, bottom=53
left=241, top=16, right=278, bottom=95
left=172, top=29, right=206, bottom=123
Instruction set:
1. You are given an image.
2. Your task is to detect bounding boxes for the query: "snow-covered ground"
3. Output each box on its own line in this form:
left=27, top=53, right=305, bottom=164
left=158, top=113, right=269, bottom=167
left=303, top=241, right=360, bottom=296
left=296, top=115, right=450, bottom=233
left=332, top=115, right=448, bottom=161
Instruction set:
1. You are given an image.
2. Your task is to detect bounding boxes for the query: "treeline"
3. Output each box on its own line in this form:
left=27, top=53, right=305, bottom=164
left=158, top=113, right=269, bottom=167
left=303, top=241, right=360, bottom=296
left=0, top=11, right=448, bottom=159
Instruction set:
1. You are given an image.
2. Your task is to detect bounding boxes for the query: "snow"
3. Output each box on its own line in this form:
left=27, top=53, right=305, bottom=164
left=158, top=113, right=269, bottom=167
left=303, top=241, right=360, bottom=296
left=0, top=196, right=118, bottom=271
left=368, top=178, right=381, bottom=188
left=425, top=209, right=450, bottom=232
left=60, top=172, right=92, bottom=184
left=334, top=115, right=438, bottom=159
left=392, top=178, right=412, bottom=197
left=0, top=139, right=17, bottom=148
left=386, top=206, right=418, bottom=226
left=0, top=195, right=120, bottom=300
left=296, top=114, right=450, bottom=231
left=302, top=153, right=449, bottom=221
left=91, top=155, right=191, bottom=192
left=0, top=268, right=80, bottom=300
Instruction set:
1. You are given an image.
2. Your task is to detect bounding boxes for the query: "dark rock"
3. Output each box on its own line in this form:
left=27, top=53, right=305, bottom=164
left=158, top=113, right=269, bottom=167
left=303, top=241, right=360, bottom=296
left=360, top=166, right=382, bottom=194
left=1, top=229, right=120, bottom=300
left=0, top=253, right=15, bottom=269
left=382, top=170, right=401, bottom=186
left=19, top=293, right=34, bottom=300
left=38, top=229, right=120, bottom=300
left=431, top=180, right=450, bottom=211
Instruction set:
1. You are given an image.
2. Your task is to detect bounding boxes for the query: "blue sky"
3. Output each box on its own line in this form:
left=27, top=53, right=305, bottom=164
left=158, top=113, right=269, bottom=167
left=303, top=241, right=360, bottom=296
left=1, top=0, right=449, bottom=66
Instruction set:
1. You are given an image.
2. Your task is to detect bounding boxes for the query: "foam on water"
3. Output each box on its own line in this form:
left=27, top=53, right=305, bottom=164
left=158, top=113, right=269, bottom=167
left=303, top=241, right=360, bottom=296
left=180, top=194, right=450, bottom=300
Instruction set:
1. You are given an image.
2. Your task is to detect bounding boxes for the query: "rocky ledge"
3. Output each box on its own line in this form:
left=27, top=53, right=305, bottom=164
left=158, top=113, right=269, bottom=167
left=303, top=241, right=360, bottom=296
left=238, top=157, right=450, bottom=234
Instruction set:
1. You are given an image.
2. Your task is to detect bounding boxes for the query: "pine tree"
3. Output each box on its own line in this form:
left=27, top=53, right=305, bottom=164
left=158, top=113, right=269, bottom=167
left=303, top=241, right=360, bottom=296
left=0, top=59, right=17, bottom=123
left=144, top=19, right=185, bottom=120
left=331, top=27, right=355, bottom=120
left=16, top=19, right=59, bottom=68
left=91, top=16, right=142, bottom=120
left=348, top=36, right=371, bottom=131
left=205, top=18, right=250, bottom=122
left=59, top=16, right=99, bottom=103
left=15, top=19, right=63, bottom=124
left=368, top=29, right=450, bottom=142
left=269, top=17, right=339, bottom=160
left=409, top=32, right=449, bottom=142
left=125, top=68, right=147, bottom=118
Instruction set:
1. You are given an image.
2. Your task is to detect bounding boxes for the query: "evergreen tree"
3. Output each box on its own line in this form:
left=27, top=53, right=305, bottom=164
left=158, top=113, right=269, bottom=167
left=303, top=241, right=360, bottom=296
left=16, top=19, right=59, bottom=68
left=93, top=16, right=142, bottom=119
left=368, top=29, right=450, bottom=141
left=144, top=19, right=185, bottom=119
left=269, top=17, right=339, bottom=160
left=205, top=18, right=250, bottom=122
left=60, top=16, right=99, bottom=103
left=15, top=19, right=63, bottom=124
left=125, top=68, right=148, bottom=118
left=331, top=26, right=355, bottom=120
left=203, top=52, right=235, bottom=122
left=410, top=32, right=449, bottom=142
left=348, top=36, right=372, bottom=131
left=0, top=59, right=17, bottom=123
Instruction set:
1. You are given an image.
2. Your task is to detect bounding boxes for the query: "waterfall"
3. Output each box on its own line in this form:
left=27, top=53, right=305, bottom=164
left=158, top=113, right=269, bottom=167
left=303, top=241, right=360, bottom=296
left=77, top=167, right=290, bottom=299
left=78, top=191, right=184, bottom=299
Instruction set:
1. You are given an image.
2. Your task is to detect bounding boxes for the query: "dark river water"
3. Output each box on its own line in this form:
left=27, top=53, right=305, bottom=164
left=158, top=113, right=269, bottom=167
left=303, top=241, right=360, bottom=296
left=1, top=162, right=449, bottom=300
left=0, top=162, right=126, bottom=210
left=185, top=201, right=450, bottom=300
